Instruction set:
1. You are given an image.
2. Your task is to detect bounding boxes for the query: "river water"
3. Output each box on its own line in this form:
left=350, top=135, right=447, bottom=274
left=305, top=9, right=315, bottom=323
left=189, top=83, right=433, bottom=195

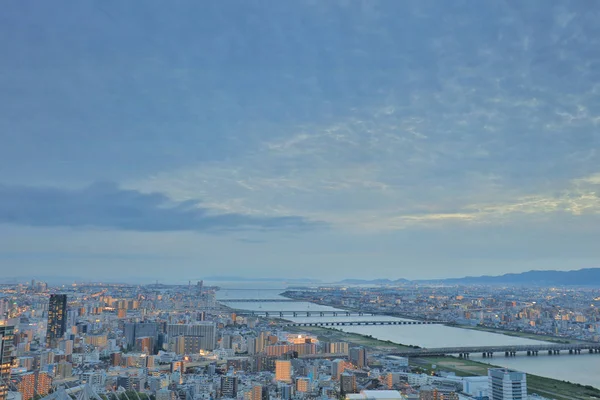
left=214, top=284, right=600, bottom=388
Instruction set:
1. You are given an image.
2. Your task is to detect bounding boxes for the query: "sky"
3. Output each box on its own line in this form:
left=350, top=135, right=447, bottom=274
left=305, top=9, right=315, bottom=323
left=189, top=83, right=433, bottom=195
left=1, top=1, right=600, bottom=283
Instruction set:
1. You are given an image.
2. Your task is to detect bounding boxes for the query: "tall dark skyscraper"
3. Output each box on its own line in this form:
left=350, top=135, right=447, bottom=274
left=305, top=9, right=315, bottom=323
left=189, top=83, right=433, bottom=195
left=0, top=325, right=15, bottom=400
left=46, top=294, right=67, bottom=348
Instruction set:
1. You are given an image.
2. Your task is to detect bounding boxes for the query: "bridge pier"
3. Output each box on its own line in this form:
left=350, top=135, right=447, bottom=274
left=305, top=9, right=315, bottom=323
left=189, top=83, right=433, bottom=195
left=548, top=350, right=552, bottom=355
left=534, top=350, right=538, bottom=356
left=505, top=351, right=509, bottom=357
left=554, top=350, right=559, bottom=355
left=569, top=349, right=573, bottom=354
left=527, top=351, right=531, bottom=356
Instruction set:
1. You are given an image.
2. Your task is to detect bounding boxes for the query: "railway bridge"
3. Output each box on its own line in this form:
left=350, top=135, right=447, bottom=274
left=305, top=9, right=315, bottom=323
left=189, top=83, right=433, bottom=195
left=219, top=299, right=304, bottom=303
left=275, top=320, right=443, bottom=327
left=235, top=310, right=377, bottom=317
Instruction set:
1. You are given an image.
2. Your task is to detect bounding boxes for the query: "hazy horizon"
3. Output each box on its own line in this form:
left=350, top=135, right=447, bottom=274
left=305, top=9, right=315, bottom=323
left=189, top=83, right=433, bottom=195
left=2, top=1, right=600, bottom=281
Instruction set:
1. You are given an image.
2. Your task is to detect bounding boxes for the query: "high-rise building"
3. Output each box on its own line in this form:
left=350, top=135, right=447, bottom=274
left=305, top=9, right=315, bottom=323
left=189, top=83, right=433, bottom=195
left=340, top=373, right=357, bottom=395
left=327, top=342, right=349, bottom=354
left=10, top=371, right=51, bottom=400
left=247, top=338, right=257, bottom=355
left=245, top=384, right=265, bottom=400
left=278, top=384, right=292, bottom=400
left=256, top=331, right=268, bottom=353
left=488, top=368, right=527, bottom=400
left=46, top=295, right=67, bottom=348
left=331, top=359, right=345, bottom=380
left=221, top=335, right=233, bottom=349
left=167, top=322, right=216, bottom=351
left=220, top=375, right=238, bottom=398
left=296, top=378, right=310, bottom=393
left=275, top=360, right=292, bottom=383
left=349, top=347, right=367, bottom=368
left=124, top=322, right=159, bottom=353
left=174, top=335, right=215, bottom=355
left=0, top=326, right=15, bottom=400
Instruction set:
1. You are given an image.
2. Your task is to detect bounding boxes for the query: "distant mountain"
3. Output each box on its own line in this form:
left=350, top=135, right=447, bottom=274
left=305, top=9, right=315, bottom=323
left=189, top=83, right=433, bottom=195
left=338, top=268, right=600, bottom=287
left=430, top=268, right=600, bottom=286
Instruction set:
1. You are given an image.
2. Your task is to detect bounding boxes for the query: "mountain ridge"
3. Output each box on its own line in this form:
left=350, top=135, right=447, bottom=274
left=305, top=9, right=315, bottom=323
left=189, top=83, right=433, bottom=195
left=338, top=268, right=600, bottom=286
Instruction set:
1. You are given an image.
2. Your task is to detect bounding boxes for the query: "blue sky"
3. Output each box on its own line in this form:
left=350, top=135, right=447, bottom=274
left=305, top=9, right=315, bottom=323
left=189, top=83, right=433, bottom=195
left=1, top=1, right=599, bottom=283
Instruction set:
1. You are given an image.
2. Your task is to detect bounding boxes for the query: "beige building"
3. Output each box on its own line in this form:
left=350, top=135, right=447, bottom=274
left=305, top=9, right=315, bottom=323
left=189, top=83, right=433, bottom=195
left=275, top=360, right=292, bottom=383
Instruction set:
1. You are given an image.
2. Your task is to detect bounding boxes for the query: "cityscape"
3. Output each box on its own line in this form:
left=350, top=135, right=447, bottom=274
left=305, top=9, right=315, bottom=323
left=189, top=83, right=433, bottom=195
left=1, top=279, right=599, bottom=400
left=3, top=1, right=600, bottom=400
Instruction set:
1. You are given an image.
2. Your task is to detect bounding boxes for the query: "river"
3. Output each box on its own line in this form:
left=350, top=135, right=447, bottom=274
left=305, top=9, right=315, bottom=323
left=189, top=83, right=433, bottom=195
left=213, top=284, right=600, bottom=388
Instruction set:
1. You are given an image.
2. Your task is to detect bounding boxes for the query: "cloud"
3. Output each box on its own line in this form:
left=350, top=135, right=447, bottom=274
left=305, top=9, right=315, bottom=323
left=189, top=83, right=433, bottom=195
left=0, top=182, right=319, bottom=232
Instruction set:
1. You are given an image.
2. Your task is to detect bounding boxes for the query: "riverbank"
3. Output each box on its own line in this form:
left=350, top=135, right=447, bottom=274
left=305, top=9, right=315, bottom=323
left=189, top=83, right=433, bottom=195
left=286, top=323, right=600, bottom=399
left=413, top=356, right=600, bottom=400
left=285, top=325, right=419, bottom=352
left=280, top=291, right=587, bottom=345
left=458, top=324, right=588, bottom=344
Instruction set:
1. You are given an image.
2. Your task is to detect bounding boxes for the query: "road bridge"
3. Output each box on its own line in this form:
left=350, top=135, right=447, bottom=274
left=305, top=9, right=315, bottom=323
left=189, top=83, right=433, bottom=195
left=275, top=320, right=443, bottom=327
left=234, top=310, right=377, bottom=317
left=219, top=299, right=303, bottom=303
left=390, top=343, right=600, bottom=358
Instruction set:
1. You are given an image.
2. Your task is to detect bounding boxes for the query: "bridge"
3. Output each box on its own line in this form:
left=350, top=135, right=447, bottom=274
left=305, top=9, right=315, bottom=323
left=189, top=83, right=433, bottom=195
left=390, top=343, right=600, bottom=358
left=274, top=320, right=443, bottom=327
left=234, top=310, right=378, bottom=317
left=219, top=299, right=303, bottom=303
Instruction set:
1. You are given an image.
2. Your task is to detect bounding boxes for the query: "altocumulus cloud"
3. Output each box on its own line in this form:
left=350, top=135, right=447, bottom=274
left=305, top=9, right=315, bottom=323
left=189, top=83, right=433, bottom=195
left=0, top=182, right=319, bottom=232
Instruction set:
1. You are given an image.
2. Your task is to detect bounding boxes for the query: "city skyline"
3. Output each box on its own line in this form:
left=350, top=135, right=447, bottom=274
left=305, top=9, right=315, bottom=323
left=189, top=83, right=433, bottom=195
left=1, top=278, right=600, bottom=396
left=2, top=1, right=600, bottom=281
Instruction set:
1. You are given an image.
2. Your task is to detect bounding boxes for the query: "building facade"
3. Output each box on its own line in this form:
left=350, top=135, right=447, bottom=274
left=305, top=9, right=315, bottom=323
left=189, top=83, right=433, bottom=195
left=0, top=326, right=15, bottom=400
left=46, top=295, right=67, bottom=348
left=488, top=368, right=527, bottom=400
left=275, top=360, right=292, bottom=383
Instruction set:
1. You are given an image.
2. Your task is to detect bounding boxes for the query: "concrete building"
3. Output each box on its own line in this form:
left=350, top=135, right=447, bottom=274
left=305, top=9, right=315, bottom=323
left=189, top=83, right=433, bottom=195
left=296, top=378, right=310, bottom=393
left=275, top=360, right=292, bottom=383
left=124, top=322, right=159, bottom=353
left=331, top=359, right=346, bottom=380
left=340, top=373, right=357, bottom=395
left=0, top=326, right=15, bottom=400
left=167, top=323, right=216, bottom=351
left=488, top=368, right=527, bottom=400
left=220, top=375, right=238, bottom=398
left=349, top=347, right=367, bottom=368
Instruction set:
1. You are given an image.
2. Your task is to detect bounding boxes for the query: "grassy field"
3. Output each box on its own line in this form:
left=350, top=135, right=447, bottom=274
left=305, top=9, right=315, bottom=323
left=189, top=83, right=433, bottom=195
left=285, top=325, right=418, bottom=351
left=413, top=356, right=600, bottom=400
left=456, top=324, right=589, bottom=344
left=284, top=324, right=600, bottom=399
